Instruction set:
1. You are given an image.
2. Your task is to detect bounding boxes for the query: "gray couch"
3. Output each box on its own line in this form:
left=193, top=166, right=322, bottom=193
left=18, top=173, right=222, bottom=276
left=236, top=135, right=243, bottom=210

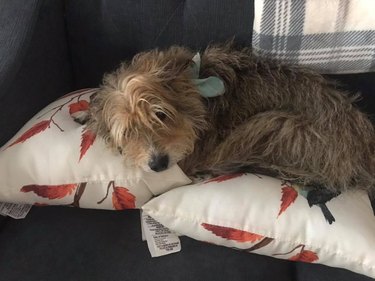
left=0, top=1, right=374, bottom=280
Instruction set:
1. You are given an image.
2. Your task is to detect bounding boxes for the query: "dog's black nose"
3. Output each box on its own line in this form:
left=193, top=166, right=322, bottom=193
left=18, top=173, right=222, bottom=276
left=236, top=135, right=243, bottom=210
left=148, top=154, right=169, bottom=172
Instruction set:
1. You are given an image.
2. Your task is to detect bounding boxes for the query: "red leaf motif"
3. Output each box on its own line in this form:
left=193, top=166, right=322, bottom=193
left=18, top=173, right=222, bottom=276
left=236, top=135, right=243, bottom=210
left=21, top=184, right=77, bottom=199
left=204, top=173, right=244, bottom=184
left=202, top=223, right=264, bottom=242
left=246, top=237, right=274, bottom=252
left=278, top=185, right=298, bottom=217
left=289, top=250, right=319, bottom=263
left=79, top=129, right=96, bottom=161
left=112, top=187, right=136, bottom=210
left=69, top=100, right=89, bottom=115
left=6, top=120, right=51, bottom=148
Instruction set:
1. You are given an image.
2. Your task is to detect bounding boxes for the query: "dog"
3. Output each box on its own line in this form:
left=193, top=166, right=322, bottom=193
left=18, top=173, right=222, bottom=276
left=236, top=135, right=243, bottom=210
left=85, top=43, right=375, bottom=199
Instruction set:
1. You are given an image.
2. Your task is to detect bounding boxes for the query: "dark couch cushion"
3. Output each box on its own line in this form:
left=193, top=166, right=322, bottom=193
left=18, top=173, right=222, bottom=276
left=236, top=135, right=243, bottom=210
left=65, top=0, right=375, bottom=118
left=0, top=207, right=294, bottom=281
left=0, top=207, right=373, bottom=281
left=0, top=0, right=73, bottom=146
left=0, top=0, right=40, bottom=98
left=65, top=0, right=254, bottom=88
left=327, top=73, right=375, bottom=121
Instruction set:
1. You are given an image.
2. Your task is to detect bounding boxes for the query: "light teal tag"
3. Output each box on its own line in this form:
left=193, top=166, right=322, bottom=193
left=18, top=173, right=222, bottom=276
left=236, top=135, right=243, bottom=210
left=191, top=53, right=225, bottom=98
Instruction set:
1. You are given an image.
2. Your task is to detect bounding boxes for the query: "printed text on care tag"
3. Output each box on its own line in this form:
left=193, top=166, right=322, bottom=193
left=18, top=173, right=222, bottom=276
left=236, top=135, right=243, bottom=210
left=141, top=211, right=181, bottom=257
left=0, top=202, right=32, bottom=219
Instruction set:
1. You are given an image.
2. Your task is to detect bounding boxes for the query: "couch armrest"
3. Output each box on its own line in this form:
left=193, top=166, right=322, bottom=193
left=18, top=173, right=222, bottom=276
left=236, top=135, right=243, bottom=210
left=0, top=0, right=73, bottom=146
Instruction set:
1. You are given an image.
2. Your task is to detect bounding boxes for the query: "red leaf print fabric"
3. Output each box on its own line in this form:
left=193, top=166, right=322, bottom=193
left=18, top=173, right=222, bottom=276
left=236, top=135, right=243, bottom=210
left=202, top=223, right=264, bottom=242
left=289, top=250, right=319, bottom=263
left=204, top=173, right=244, bottom=184
left=112, top=187, right=136, bottom=210
left=6, top=120, right=50, bottom=148
left=246, top=237, right=274, bottom=252
left=79, top=129, right=96, bottom=161
left=21, top=184, right=77, bottom=199
left=69, top=100, right=89, bottom=115
left=278, top=185, right=298, bottom=217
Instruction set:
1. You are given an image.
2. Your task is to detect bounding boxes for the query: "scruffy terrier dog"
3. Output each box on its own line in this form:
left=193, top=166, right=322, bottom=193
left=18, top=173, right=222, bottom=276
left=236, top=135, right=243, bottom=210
left=86, top=44, right=375, bottom=200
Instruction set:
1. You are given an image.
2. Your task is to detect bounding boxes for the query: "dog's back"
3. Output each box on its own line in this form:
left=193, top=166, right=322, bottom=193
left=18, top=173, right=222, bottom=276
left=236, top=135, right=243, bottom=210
left=183, top=44, right=375, bottom=194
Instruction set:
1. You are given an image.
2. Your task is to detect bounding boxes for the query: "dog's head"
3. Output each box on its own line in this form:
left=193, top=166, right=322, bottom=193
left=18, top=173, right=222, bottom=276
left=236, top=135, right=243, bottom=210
left=88, top=47, right=207, bottom=172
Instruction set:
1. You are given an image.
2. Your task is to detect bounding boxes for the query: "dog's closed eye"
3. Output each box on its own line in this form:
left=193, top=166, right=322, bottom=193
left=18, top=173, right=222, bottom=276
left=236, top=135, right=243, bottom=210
left=155, top=111, right=167, bottom=121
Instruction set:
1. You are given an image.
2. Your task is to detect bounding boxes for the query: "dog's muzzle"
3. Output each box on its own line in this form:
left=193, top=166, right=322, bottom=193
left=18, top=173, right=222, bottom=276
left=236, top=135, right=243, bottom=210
left=148, top=154, right=169, bottom=172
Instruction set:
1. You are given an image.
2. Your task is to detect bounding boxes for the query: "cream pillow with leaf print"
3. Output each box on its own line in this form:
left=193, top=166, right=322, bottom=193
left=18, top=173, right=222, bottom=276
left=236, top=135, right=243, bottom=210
left=0, top=89, right=191, bottom=209
left=143, top=174, right=375, bottom=279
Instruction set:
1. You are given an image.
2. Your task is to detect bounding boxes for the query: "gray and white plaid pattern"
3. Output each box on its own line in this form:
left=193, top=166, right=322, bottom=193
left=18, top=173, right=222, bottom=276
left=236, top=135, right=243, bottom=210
left=252, top=0, right=375, bottom=73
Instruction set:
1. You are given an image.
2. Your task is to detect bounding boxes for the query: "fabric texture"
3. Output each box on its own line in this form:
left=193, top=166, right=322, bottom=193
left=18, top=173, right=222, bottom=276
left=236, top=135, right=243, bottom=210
left=0, top=0, right=73, bottom=146
left=0, top=89, right=190, bottom=209
left=64, top=0, right=254, bottom=88
left=0, top=0, right=40, bottom=96
left=1, top=207, right=373, bottom=281
left=253, top=0, right=375, bottom=73
left=143, top=174, right=375, bottom=279
left=0, top=207, right=298, bottom=281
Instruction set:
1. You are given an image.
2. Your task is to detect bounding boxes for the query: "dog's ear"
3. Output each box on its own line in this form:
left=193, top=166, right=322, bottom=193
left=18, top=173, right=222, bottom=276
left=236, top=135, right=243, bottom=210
left=156, top=47, right=194, bottom=79
left=174, top=59, right=195, bottom=76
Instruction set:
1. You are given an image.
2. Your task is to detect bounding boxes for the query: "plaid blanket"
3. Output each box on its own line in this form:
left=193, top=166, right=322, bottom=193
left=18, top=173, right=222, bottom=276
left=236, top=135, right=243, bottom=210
left=252, top=0, right=375, bottom=73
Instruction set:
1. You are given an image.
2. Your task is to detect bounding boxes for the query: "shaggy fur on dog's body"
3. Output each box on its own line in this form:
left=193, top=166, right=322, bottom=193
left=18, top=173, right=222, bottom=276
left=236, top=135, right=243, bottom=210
left=87, top=44, right=375, bottom=194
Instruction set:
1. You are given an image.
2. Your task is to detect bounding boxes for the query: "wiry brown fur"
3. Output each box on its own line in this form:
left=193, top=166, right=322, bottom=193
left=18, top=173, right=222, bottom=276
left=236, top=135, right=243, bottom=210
left=87, top=44, right=375, bottom=194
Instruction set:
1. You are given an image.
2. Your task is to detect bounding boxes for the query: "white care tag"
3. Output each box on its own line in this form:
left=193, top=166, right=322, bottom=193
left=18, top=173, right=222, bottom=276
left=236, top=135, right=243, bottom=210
left=0, top=202, right=32, bottom=219
left=140, top=210, right=181, bottom=257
